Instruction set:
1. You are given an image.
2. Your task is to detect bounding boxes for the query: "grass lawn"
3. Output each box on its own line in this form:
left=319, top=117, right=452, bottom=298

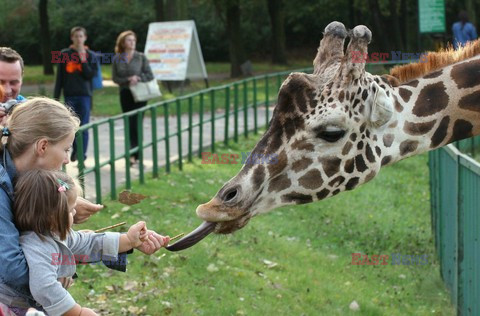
left=71, top=133, right=454, bottom=315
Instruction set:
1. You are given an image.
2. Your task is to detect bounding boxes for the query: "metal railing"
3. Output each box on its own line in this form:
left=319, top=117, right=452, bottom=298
left=429, top=141, right=480, bottom=315
left=73, top=68, right=312, bottom=203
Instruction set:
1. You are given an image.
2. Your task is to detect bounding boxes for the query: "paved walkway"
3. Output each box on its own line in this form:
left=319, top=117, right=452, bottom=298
left=65, top=105, right=272, bottom=201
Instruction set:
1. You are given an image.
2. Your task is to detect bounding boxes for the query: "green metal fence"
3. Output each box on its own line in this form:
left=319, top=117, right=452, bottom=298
left=429, top=141, right=480, bottom=315
left=72, top=68, right=311, bottom=203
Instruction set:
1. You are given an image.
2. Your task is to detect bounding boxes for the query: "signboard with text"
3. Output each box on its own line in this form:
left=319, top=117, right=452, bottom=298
left=144, top=20, right=208, bottom=81
left=418, top=0, right=446, bottom=33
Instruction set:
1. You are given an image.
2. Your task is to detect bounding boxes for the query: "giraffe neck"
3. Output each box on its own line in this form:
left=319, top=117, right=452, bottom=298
left=381, top=55, right=480, bottom=165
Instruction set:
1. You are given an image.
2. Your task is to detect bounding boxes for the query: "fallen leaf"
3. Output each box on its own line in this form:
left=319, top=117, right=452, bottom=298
left=262, top=259, right=278, bottom=269
left=123, top=280, right=138, bottom=291
left=207, top=263, right=219, bottom=272
left=349, top=300, right=360, bottom=311
left=118, top=190, right=147, bottom=205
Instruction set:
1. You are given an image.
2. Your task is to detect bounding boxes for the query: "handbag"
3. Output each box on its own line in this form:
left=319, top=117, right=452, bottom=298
left=129, top=79, right=162, bottom=102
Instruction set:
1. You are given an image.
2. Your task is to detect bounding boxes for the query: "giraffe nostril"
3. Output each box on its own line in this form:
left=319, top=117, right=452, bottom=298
left=223, top=188, right=238, bottom=202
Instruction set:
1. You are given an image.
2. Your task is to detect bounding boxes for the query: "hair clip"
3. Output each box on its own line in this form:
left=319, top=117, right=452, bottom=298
left=57, top=179, right=70, bottom=192
left=2, top=127, right=10, bottom=136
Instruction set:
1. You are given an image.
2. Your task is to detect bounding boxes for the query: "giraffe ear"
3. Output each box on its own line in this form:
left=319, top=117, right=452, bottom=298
left=369, top=81, right=393, bottom=127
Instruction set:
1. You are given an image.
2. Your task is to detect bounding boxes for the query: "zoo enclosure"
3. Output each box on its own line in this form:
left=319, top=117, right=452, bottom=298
left=73, top=67, right=311, bottom=203
left=429, top=138, right=480, bottom=316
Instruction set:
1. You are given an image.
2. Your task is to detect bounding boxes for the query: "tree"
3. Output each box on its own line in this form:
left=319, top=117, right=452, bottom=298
left=39, top=0, right=54, bottom=75
left=267, top=0, right=287, bottom=64
left=214, top=0, right=247, bottom=78
left=155, top=0, right=165, bottom=21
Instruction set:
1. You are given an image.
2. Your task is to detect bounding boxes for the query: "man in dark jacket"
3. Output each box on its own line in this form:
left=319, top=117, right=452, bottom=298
left=54, top=26, right=98, bottom=162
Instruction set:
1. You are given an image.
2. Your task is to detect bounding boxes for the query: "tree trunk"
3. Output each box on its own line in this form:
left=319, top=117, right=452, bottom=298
left=389, top=0, right=404, bottom=50
left=226, top=0, right=245, bottom=77
left=39, top=0, right=54, bottom=75
left=267, top=0, right=287, bottom=64
left=155, top=0, right=165, bottom=21
left=166, top=0, right=177, bottom=20
left=465, top=0, right=476, bottom=27
left=368, top=0, right=391, bottom=50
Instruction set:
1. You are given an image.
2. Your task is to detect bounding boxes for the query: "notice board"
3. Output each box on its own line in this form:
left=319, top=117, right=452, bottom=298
left=144, top=20, right=208, bottom=81
left=418, top=0, right=446, bottom=33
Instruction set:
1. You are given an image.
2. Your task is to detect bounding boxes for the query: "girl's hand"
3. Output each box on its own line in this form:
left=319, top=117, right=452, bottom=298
left=126, top=221, right=148, bottom=248
left=136, top=231, right=170, bottom=255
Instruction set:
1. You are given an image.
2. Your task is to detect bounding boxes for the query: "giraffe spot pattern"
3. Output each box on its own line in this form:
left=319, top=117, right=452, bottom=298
left=375, top=146, right=381, bottom=156
left=298, top=169, right=323, bottom=190
left=292, top=157, right=313, bottom=172
left=355, top=155, right=368, bottom=172
left=320, top=157, right=342, bottom=177
left=405, top=79, right=419, bottom=87
left=395, top=99, right=404, bottom=112
left=281, top=192, right=313, bottom=204
left=338, top=90, right=345, bottom=102
left=357, top=141, right=364, bottom=150
left=423, top=70, right=443, bottom=79
left=328, top=176, right=345, bottom=187
left=448, top=119, right=474, bottom=143
left=412, top=82, right=448, bottom=117
left=383, top=134, right=394, bottom=147
left=268, top=150, right=287, bottom=177
left=345, top=177, right=360, bottom=190
left=268, top=173, right=292, bottom=193
left=430, top=116, right=450, bottom=148
left=381, top=155, right=392, bottom=166
left=451, top=59, right=480, bottom=89
left=399, top=88, right=412, bottom=103
left=316, top=189, right=330, bottom=200
left=403, top=120, right=436, bottom=135
left=399, top=140, right=419, bottom=156
left=342, top=141, right=353, bottom=155
left=344, top=158, right=355, bottom=173
left=252, top=165, right=265, bottom=191
left=364, top=171, right=377, bottom=183
left=388, top=121, right=398, bottom=128
left=291, top=138, right=314, bottom=151
left=365, top=144, right=376, bottom=163
left=458, top=91, right=480, bottom=113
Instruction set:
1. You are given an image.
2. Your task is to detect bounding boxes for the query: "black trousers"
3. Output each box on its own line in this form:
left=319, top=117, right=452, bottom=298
left=120, top=88, right=147, bottom=159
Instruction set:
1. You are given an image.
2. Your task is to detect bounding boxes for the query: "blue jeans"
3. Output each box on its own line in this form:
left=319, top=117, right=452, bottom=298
left=65, top=96, right=91, bottom=159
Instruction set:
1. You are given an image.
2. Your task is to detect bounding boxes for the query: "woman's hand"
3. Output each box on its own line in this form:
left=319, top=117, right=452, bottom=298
left=128, top=75, right=141, bottom=86
left=136, top=231, right=170, bottom=255
left=74, top=197, right=103, bottom=224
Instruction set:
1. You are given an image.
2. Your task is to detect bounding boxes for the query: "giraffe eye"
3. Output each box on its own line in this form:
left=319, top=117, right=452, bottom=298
left=315, top=126, right=346, bottom=142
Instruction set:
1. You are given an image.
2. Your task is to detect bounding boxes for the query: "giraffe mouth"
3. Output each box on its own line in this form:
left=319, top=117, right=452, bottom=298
left=165, top=214, right=252, bottom=251
left=165, top=221, right=216, bottom=251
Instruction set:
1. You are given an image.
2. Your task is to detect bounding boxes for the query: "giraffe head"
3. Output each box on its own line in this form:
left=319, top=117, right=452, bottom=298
left=167, top=22, right=397, bottom=251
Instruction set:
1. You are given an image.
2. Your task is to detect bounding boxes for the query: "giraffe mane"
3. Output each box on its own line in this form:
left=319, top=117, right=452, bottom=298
left=389, top=39, right=480, bottom=84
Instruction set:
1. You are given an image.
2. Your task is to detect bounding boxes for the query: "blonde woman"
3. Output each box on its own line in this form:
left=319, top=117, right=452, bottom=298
left=112, top=30, right=154, bottom=164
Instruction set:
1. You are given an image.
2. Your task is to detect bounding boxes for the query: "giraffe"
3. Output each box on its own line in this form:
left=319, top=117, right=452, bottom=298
left=167, top=22, right=480, bottom=251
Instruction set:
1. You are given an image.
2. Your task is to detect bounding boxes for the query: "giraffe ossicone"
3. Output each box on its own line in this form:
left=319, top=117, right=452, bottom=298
left=167, top=22, right=480, bottom=252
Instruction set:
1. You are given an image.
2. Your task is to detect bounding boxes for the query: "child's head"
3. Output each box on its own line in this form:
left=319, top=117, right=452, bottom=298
left=3, top=97, right=80, bottom=169
left=14, top=169, right=78, bottom=240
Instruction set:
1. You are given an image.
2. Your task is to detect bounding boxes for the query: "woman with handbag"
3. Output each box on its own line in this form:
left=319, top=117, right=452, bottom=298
left=112, top=30, right=154, bottom=164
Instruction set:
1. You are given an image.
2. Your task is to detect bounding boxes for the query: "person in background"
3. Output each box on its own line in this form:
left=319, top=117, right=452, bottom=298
left=112, top=30, right=154, bottom=165
left=452, top=10, right=478, bottom=49
left=0, top=47, right=26, bottom=125
left=54, top=26, right=98, bottom=162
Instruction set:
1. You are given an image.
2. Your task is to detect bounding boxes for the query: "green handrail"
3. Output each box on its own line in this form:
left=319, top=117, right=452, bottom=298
left=74, top=67, right=312, bottom=203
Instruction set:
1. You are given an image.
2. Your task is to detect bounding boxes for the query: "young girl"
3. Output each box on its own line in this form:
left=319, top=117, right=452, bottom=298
left=12, top=169, right=170, bottom=316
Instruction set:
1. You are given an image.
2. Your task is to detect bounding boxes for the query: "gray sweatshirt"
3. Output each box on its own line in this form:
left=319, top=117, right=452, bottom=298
left=18, top=230, right=120, bottom=315
left=112, top=51, right=154, bottom=88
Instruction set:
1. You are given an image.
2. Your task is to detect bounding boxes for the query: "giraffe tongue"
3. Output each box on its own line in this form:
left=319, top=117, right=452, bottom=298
left=165, top=221, right=216, bottom=251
